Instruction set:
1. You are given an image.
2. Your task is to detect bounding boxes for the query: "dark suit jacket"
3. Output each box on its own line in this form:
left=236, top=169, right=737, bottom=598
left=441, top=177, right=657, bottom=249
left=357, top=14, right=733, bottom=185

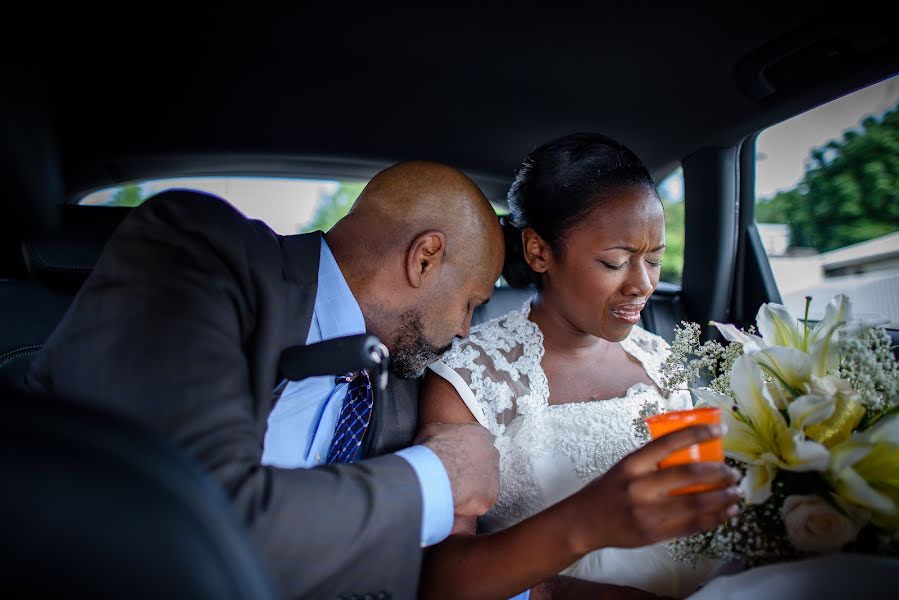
left=28, top=190, right=424, bottom=599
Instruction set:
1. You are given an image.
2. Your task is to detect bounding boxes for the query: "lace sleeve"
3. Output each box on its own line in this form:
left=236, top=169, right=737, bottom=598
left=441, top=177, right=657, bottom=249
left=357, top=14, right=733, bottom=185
left=429, top=358, right=490, bottom=427
left=427, top=304, right=539, bottom=437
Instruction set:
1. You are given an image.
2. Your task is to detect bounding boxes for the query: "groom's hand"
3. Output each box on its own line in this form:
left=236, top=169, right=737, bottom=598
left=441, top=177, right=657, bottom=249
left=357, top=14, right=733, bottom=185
left=563, top=424, right=742, bottom=553
left=415, top=422, right=500, bottom=517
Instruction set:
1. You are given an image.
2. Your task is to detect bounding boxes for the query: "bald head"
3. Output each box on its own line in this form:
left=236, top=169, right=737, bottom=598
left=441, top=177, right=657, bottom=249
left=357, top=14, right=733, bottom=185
left=345, top=161, right=499, bottom=258
left=325, top=161, right=504, bottom=377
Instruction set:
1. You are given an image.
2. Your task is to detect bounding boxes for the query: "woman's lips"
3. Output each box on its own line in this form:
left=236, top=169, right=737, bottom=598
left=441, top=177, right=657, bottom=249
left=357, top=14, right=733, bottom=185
left=610, top=303, right=645, bottom=324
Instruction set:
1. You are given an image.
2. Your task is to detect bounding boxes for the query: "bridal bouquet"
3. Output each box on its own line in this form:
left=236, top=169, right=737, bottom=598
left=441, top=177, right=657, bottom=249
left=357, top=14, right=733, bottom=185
left=647, top=294, right=899, bottom=566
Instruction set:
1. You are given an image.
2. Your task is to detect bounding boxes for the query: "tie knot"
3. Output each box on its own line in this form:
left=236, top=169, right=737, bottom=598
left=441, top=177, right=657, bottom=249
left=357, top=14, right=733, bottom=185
left=335, top=370, right=371, bottom=385
left=335, top=371, right=356, bottom=384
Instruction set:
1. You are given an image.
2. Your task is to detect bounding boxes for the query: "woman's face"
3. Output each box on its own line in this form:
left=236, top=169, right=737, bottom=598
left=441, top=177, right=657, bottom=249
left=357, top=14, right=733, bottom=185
left=530, top=185, right=666, bottom=342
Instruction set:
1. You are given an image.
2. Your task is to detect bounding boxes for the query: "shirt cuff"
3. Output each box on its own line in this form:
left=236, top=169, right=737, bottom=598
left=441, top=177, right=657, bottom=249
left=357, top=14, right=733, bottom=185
left=395, top=445, right=454, bottom=547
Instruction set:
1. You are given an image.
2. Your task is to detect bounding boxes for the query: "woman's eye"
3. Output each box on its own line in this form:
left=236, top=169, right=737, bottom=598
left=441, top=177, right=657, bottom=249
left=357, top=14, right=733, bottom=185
left=646, top=259, right=662, bottom=267
left=601, top=261, right=625, bottom=271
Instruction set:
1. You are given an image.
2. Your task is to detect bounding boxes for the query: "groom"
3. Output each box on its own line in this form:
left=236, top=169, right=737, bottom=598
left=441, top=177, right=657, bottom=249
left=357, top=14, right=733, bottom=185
left=26, top=162, right=506, bottom=599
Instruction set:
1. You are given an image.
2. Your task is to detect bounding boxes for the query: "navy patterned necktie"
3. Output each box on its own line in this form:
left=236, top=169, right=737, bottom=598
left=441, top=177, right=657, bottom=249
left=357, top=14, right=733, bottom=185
left=326, top=370, right=374, bottom=464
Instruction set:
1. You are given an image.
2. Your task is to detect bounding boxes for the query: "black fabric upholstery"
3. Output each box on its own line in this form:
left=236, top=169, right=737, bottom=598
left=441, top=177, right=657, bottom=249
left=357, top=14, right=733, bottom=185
left=0, top=389, right=279, bottom=599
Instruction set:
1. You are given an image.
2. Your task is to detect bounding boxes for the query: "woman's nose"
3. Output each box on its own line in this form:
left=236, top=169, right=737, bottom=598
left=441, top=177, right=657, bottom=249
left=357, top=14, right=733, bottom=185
left=623, top=262, right=654, bottom=297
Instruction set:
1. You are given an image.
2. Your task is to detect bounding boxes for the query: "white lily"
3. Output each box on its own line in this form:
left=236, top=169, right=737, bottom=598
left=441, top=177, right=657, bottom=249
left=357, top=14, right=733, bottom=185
left=695, top=355, right=831, bottom=503
left=711, top=295, right=863, bottom=395
left=829, top=416, right=899, bottom=527
left=799, top=375, right=866, bottom=447
left=788, top=379, right=838, bottom=431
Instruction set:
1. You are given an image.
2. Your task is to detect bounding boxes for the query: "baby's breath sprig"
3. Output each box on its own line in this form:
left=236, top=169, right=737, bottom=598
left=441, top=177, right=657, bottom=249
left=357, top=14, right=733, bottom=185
left=709, top=332, right=748, bottom=396
left=660, top=322, right=703, bottom=396
left=659, top=321, right=750, bottom=397
left=633, top=400, right=661, bottom=444
left=840, top=327, right=899, bottom=416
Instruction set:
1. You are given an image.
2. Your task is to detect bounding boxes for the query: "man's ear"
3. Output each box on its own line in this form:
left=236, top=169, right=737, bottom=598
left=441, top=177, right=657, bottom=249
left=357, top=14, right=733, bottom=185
left=522, top=227, right=550, bottom=274
left=406, top=231, right=447, bottom=288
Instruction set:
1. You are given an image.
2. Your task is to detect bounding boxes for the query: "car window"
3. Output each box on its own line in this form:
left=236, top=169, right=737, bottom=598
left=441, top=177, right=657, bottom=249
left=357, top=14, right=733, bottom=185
left=657, top=166, right=685, bottom=286
left=79, top=177, right=368, bottom=235
left=82, top=176, right=513, bottom=289
left=81, top=176, right=511, bottom=235
left=754, top=74, right=899, bottom=327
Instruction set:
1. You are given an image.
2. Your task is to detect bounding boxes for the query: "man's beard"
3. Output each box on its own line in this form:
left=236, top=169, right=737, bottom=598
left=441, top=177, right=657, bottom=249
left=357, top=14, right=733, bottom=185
left=390, top=309, right=453, bottom=379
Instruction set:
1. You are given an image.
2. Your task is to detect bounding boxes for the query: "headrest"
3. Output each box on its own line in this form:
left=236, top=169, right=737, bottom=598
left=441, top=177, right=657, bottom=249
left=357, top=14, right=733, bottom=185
left=472, top=287, right=535, bottom=327
left=0, top=56, right=62, bottom=242
left=22, top=205, right=131, bottom=288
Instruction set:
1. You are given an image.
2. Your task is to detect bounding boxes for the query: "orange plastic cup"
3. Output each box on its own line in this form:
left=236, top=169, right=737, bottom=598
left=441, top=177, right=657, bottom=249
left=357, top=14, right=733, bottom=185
left=644, top=407, right=724, bottom=495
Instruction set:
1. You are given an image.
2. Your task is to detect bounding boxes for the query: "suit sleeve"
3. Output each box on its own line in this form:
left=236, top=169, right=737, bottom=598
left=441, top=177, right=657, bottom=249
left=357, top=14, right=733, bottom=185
left=28, top=191, right=424, bottom=599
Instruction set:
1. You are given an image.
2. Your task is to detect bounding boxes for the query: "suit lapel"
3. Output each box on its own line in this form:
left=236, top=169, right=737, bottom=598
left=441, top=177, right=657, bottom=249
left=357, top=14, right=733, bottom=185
left=362, top=375, right=421, bottom=458
left=269, top=233, right=320, bottom=408
left=277, top=231, right=322, bottom=364
left=361, top=372, right=384, bottom=459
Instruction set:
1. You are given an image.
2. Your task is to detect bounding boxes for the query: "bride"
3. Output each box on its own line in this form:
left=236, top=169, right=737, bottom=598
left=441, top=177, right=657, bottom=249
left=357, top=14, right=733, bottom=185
left=418, top=133, right=740, bottom=600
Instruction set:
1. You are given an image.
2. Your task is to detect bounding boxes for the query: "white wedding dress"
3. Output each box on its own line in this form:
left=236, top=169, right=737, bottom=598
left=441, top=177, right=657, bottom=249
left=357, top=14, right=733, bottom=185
left=429, top=301, right=716, bottom=598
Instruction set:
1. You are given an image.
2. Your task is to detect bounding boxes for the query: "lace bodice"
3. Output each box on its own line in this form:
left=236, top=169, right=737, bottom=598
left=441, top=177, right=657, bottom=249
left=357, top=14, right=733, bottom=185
left=429, top=301, right=712, bottom=597
left=430, top=300, right=692, bottom=532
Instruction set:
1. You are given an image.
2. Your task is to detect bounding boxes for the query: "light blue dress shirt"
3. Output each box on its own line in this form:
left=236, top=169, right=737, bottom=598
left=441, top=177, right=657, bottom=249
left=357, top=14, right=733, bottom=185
left=261, top=237, right=453, bottom=547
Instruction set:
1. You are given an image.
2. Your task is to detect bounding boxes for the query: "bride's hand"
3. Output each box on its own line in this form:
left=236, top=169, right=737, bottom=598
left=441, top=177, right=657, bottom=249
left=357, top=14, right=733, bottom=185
left=532, top=576, right=675, bottom=600
left=562, top=424, right=742, bottom=553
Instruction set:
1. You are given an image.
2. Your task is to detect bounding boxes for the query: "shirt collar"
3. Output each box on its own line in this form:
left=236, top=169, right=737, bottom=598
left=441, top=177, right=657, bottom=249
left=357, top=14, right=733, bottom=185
left=314, top=236, right=366, bottom=340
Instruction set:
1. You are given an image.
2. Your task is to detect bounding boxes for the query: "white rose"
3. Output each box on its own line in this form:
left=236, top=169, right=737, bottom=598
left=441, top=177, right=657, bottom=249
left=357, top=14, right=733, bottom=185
left=781, top=494, right=861, bottom=553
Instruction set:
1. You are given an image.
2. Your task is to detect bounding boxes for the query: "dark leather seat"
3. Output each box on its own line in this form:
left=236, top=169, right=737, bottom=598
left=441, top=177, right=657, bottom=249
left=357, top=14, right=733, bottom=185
left=0, top=206, right=130, bottom=390
left=0, top=389, right=279, bottom=599
left=1, top=73, right=278, bottom=597
left=22, top=205, right=130, bottom=288
left=0, top=279, right=73, bottom=389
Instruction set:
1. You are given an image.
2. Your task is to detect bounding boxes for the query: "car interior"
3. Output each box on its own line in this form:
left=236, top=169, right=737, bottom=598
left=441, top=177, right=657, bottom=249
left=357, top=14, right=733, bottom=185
left=2, top=3, right=898, bottom=597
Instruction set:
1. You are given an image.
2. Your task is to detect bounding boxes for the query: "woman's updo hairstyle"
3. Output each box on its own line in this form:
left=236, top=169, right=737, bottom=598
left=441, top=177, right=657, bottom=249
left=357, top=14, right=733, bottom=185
left=501, top=132, right=656, bottom=288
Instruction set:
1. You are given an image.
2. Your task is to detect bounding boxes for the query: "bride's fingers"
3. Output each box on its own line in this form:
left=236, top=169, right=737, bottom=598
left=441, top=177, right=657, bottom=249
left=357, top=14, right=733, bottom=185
left=658, top=504, right=740, bottom=540
left=624, top=425, right=722, bottom=474
left=629, top=462, right=741, bottom=501
left=627, top=486, right=741, bottom=543
left=652, top=486, right=742, bottom=518
left=636, top=502, right=739, bottom=542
